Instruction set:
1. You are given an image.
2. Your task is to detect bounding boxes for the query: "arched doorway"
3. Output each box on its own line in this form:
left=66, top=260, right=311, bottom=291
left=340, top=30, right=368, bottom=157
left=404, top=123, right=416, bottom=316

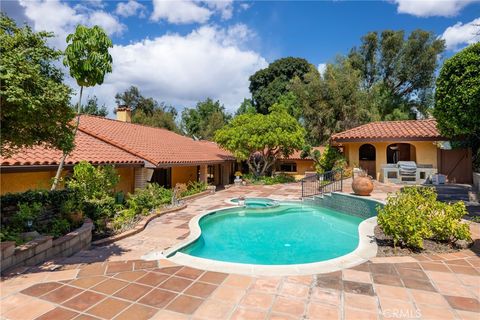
left=387, top=143, right=416, bottom=164
left=359, top=144, right=376, bottom=177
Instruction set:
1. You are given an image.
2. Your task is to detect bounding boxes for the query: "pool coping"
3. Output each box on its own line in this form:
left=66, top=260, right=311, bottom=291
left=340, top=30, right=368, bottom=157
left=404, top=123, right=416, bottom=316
left=145, top=193, right=384, bottom=276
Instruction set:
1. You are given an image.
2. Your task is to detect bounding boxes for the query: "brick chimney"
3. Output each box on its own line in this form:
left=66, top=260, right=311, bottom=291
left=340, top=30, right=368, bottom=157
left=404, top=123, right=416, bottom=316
left=116, top=105, right=132, bottom=123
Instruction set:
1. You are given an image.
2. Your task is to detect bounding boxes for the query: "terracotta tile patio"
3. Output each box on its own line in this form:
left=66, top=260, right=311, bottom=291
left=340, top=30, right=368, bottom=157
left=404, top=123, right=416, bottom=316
left=1, top=182, right=479, bottom=319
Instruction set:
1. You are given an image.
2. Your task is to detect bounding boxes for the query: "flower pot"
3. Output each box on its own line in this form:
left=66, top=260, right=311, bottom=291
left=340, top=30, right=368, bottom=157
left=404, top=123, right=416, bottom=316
left=352, top=176, right=374, bottom=196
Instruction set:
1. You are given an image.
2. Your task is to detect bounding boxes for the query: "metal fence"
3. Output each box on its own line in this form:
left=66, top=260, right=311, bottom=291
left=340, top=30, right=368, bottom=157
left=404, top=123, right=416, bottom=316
left=301, top=169, right=344, bottom=198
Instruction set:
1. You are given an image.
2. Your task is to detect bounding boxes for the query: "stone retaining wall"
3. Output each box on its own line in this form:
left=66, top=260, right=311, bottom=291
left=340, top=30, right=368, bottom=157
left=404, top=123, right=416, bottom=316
left=0, top=219, right=93, bottom=273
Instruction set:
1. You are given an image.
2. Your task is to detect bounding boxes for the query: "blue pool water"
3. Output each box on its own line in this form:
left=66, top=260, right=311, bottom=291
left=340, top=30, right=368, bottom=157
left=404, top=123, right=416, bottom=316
left=230, top=197, right=279, bottom=208
left=178, top=200, right=364, bottom=265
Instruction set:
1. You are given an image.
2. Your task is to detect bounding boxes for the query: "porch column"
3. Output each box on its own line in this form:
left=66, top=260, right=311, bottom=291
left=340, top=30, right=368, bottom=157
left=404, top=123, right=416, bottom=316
left=199, top=165, right=208, bottom=184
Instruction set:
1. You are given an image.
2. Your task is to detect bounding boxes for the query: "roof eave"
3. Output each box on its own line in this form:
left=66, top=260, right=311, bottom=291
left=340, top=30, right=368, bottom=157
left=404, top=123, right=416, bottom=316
left=330, top=136, right=445, bottom=143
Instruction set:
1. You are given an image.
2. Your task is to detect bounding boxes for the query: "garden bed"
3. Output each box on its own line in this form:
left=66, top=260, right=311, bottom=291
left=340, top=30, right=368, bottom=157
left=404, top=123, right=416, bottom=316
left=1, top=219, right=93, bottom=273
left=375, top=225, right=470, bottom=257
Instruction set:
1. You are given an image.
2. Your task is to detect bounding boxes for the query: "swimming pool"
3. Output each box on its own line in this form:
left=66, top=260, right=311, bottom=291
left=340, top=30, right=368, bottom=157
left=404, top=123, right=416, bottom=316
left=229, top=197, right=279, bottom=208
left=174, top=199, right=365, bottom=265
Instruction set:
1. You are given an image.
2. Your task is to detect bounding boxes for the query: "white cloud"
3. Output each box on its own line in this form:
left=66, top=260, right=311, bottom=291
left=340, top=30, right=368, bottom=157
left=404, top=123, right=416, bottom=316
left=150, top=0, right=235, bottom=24
left=441, top=17, right=480, bottom=50
left=393, top=0, right=479, bottom=17
left=19, top=0, right=125, bottom=49
left=151, top=0, right=212, bottom=24
left=115, top=0, right=146, bottom=18
left=88, top=11, right=126, bottom=36
left=239, top=2, right=251, bottom=11
left=317, top=63, right=327, bottom=75
left=15, top=0, right=265, bottom=113
left=206, top=0, right=234, bottom=20
left=85, top=24, right=267, bottom=112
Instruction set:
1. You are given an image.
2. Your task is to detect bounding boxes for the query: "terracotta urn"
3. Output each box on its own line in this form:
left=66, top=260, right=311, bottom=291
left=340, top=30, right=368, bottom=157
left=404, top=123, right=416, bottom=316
left=352, top=175, right=374, bottom=196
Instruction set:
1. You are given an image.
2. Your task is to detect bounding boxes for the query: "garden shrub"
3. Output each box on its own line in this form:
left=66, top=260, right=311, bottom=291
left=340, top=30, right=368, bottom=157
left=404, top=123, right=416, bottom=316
left=111, top=208, right=137, bottom=232
left=317, top=145, right=344, bottom=173
left=127, top=183, right=172, bottom=215
left=180, top=181, right=208, bottom=197
left=243, top=173, right=295, bottom=185
left=66, top=161, right=119, bottom=201
left=66, top=161, right=120, bottom=230
left=428, top=201, right=471, bottom=242
left=377, top=187, right=471, bottom=249
left=45, top=219, right=72, bottom=238
left=12, top=202, right=43, bottom=230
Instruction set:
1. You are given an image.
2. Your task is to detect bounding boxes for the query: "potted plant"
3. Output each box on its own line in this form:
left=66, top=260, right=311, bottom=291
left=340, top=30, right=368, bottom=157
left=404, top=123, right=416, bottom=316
left=234, top=171, right=242, bottom=186
left=352, top=170, right=374, bottom=196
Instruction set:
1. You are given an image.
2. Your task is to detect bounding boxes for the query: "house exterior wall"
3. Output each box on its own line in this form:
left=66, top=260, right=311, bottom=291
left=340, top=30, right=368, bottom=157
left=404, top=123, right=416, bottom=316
left=342, top=141, right=438, bottom=181
left=171, top=166, right=198, bottom=186
left=1, top=167, right=136, bottom=195
left=1, top=171, right=55, bottom=194
left=277, top=159, right=315, bottom=180
left=115, top=167, right=135, bottom=195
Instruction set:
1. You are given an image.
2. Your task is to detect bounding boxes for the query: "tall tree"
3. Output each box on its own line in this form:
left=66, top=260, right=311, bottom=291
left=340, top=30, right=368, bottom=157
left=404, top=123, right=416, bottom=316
left=79, top=96, right=108, bottom=117
left=235, top=98, right=256, bottom=116
left=132, top=107, right=179, bottom=132
left=115, top=86, right=179, bottom=131
left=0, top=14, right=74, bottom=157
left=52, top=25, right=113, bottom=190
left=115, top=86, right=155, bottom=115
left=434, top=43, right=480, bottom=168
left=249, top=57, right=315, bottom=114
left=215, top=102, right=305, bottom=177
left=181, top=98, right=231, bottom=140
left=348, top=29, right=445, bottom=118
left=291, top=58, right=376, bottom=144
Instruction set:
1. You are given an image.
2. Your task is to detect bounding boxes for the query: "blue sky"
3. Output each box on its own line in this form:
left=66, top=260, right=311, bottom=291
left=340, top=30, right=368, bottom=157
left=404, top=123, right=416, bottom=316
left=3, top=0, right=480, bottom=114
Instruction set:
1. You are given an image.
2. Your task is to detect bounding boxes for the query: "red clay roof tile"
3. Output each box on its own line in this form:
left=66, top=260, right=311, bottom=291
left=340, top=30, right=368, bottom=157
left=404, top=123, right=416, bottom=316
left=77, top=115, right=234, bottom=166
left=330, top=119, right=443, bottom=142
left=1, top=130, right=143, bottom=166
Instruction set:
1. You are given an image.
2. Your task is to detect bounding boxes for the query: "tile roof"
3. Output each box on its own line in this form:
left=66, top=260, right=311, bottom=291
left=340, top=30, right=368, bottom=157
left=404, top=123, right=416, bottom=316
left=1, top=131, right=143, bottom=166
left=330, top=119, right=444, bottom=142
left=77, top=115, right=234, bottom=166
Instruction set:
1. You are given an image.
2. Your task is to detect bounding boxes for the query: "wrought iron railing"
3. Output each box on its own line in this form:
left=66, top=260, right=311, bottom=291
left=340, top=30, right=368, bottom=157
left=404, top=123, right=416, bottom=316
left=301, top=169, right=343, bottom=198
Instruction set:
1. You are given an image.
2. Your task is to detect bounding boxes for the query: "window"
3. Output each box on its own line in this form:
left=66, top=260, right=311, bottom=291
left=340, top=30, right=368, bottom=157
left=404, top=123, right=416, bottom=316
left=279, top=163, right=297, bottom=172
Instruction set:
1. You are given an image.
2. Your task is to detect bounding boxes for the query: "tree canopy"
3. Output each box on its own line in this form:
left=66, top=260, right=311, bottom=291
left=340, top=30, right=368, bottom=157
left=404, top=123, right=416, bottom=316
left=291, top=58, right=376, bottom=144
left=63, top=25, right=113, bottom=88
left=115, top=86, right=156, bottom=116
left=434, top=43, right=480, bottom=169
left=79, top=96, right=108, bottom=117
left=287, top=29, right=445, bottom=144
left=249, top=57, right=315, bottom=114
left=132, top=107, right=179, bottom=132
left=215, top=103, right=305, bottom=177
left=181, top=98, right=231, bottom=140
left=0, top=14, right=74, bottom=156
left=348, top=29, right=445, bottom=119
left=434, top=43, right=480, bottom=139
left=115, top=86, right=179, bottom=132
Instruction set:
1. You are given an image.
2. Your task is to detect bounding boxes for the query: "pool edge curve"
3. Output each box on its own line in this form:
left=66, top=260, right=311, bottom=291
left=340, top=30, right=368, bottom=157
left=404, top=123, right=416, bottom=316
left=148, top=193, right=383, bottom=276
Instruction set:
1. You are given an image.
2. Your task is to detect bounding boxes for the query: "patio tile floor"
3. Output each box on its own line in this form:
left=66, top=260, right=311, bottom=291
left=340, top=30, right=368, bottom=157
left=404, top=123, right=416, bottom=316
left=1, top=182, right=479, bottom=319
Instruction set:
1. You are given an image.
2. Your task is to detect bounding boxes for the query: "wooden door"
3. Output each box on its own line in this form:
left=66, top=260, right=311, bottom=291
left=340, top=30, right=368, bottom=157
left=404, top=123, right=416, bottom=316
left=437, top=148, right=472, bottom=184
